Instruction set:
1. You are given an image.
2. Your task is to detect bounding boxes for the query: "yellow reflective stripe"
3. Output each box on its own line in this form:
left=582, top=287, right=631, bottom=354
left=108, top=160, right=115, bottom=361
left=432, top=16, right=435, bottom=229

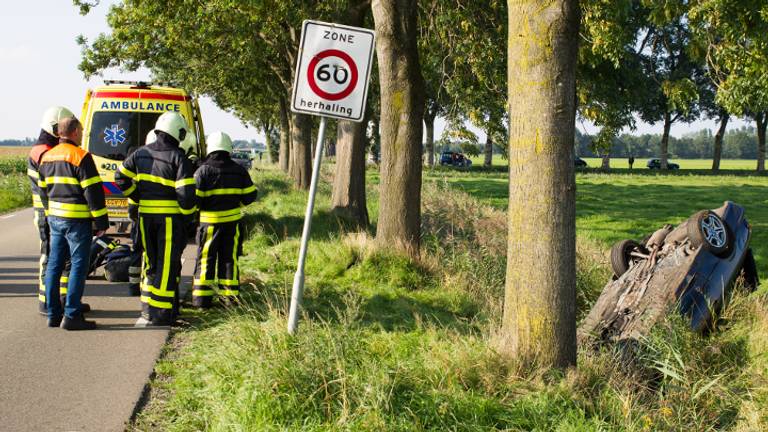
left=193, top=279, right=214, bottom=286
left=140, top=217, right=150, bottom=297
left=80, top=176, right=102, bottom=188
left=199, top=225, right=214, bottom=284
left=118, top=165, right=136, bottom=178
left=220, top=289, right=239, bottom=296
left=46, top=176, right=80, bottom=185
left=179, top=206, right=197, bottom=215
left=160, top=217, right=172, bottom=293
left=147, top=298, right=173, bottom=309
left=123, top=184, right=136, bottom=196
left=27, top=169, right=39, bottom=179
left=90, top=207, right=108, bottom=218
left=140, top=295, right=151, bottom=304
left=150, top=286, right=175, bottom=298
left=176, top=177, right=195, bottom=188
left=193, top=289, right=215, bottom=297
left=142, top=199, right=178, bottom=207
left=32, top=195, right=44, bottom=208
left=196, top=186, right=254, bottom=197
left=49, top=201, right=89, bottom=211
left=38, top=179, right=46, bottom=187
left=139, top=207, right=180, bottom=215
left=38, top=294, right=46, bottom=302
left=48, top=208, right=91, bottom=218
left=136, top=173, right=174, bottom=187
left=231, top=223, right=240, bottom=283
left=219, top=279, right=239, bottom=286
left=127, top=197, right=138, bottom=205
left=199, top=212, right=242, bottom=224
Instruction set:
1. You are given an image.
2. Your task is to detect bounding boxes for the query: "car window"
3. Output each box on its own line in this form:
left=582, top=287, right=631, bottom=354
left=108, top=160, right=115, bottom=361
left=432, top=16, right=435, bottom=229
left=88, top=111, right=162, bottom=160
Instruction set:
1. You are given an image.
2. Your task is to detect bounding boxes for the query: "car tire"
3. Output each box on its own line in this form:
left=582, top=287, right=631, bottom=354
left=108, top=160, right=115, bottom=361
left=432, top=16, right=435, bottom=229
left=610, top=239, right=640, bottom=277
left=687, top=210, right=732, bottom=257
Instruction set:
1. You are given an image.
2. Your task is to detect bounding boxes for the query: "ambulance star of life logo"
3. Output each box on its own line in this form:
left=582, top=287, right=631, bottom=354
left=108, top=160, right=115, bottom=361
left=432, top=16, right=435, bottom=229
left=104, top=124, right=126, bottom=147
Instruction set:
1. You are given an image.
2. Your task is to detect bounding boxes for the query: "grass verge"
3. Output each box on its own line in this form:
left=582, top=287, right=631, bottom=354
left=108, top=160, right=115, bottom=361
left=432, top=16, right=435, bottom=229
left=132, top=165, right=768, bottom=431
left=0, top=156, right=30, bottom=214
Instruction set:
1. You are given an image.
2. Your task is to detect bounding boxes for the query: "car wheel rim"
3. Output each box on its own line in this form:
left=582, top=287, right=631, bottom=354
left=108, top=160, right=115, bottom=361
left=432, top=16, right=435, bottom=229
left=701, top=214, right=726, bottom=248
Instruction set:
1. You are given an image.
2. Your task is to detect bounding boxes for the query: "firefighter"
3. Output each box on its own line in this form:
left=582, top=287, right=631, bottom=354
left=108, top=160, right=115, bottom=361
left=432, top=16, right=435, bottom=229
left=126, top=131, right=157, bottom=297
left=192, top=131, right=256, bottom=308
left=115, top=112, right=197, bottom=325
left=27, top=106, right=79, bottom=314
left=37, top=116, right=108, bottom=330
left=179, top=129, right=200, bottom=169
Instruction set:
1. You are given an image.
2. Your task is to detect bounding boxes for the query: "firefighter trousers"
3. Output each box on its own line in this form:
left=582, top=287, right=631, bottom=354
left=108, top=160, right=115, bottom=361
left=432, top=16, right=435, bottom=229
left=138, top=215, right=185, bottom=324
left=128, top=220, right=143, bottom=296
left=34, top=210, right=69, bottom=312
left=192, top=221, right=242, bottom=308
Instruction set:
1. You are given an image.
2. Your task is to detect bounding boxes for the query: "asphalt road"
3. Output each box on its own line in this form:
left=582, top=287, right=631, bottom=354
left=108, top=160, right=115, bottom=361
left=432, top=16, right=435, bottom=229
left=0, top=208, right=195, bottom=432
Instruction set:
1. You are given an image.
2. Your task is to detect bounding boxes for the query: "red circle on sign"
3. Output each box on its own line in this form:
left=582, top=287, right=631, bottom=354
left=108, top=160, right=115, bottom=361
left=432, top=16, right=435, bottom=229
left=307, top=49, right=359, bottom=101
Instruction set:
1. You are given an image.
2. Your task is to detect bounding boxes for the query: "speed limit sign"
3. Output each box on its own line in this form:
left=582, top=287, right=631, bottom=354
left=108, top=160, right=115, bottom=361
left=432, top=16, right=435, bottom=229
left=291, top=20, right=376, bottom=122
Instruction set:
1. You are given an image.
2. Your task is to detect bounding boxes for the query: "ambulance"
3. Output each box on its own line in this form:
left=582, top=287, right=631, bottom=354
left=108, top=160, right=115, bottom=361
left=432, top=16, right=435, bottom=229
left=81, top=81, right=206, bottom=230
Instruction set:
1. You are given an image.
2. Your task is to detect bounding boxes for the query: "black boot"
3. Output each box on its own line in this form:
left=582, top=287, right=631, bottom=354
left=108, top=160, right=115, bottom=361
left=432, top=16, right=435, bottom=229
left=80, top=303, right=91, bottom=313
left=129, top=284, right=141, bottom=296
left=47, top=316, right=62, bottom=327
left=38, top=301, right=47, bottom=316
left=61, top=315, right=97, bottom=331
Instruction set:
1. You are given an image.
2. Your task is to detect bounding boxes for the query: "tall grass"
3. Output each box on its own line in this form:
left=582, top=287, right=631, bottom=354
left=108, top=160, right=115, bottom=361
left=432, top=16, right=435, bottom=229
left=132, top=166, right=768, bottom=431
left=0, top=156, right=30, bottom=213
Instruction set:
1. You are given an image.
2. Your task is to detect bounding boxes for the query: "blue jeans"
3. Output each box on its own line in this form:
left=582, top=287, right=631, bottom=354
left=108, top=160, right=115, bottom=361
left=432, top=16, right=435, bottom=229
left=46, top=217, right=91, bottom=319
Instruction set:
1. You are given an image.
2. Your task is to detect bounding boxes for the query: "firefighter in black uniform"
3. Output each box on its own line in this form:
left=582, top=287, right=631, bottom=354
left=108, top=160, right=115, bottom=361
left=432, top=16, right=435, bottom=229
left=127, top=131, right=157, bottom=297
left=27, top=106, right=78, bottom=314
left=115, top=112, right=197, bottom=325
left=192, top=131, right=256, bottom=308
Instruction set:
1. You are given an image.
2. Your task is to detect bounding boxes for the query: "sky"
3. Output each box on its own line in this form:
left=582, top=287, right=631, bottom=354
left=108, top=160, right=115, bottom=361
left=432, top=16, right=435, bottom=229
left=0, top=1, right=751, bottom=142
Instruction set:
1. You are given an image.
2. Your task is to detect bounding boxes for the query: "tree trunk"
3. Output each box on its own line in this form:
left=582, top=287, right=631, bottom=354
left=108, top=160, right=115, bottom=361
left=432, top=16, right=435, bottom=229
left=484, top=131, right=494, bottom=167
left=290, top=113, right=312, bottom=189
left=278, top=98, right=290, bottom=173
left=756, top=113, right=766, bottom=172
left=712, top=113, right=728, bottom=172
left=332, top=120, right=370, bottom=227
left=660, top=111, right=672, bottom=170
left=372, top=0, right=425, bottom=257
left=424, top=113, right=436, bottom=167
left=601, top=152, right=610, bottom=170
left=265, top=128, right=277, bottom=164
left=502, top=0, right=579, bottom=368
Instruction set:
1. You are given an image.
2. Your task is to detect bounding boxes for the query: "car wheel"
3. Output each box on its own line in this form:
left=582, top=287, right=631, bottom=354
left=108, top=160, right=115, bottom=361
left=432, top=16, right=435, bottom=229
left=739, top=248, right=759, bottom=292
left=687, top=210, right=732, bottom=257
left=610, top=239, right=641, bottom=277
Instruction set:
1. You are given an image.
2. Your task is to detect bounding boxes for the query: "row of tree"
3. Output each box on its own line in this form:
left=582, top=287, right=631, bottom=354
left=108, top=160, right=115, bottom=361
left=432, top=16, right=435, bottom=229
left=575, top=127, right=765, bottom=160
left=75, top=0, right=766, bottom=368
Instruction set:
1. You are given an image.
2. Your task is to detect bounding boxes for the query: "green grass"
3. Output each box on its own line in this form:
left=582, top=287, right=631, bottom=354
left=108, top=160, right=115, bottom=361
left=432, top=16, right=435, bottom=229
left=427, top=169, right=768, bottom=281
left=466, top=154, right=761, bottom=171
left=0, top=156, right=30, bottom=214
left=132, top=165, right=768, bottom=431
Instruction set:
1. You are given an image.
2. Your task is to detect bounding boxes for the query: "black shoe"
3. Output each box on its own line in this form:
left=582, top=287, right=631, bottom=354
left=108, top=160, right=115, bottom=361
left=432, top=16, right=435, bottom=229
left=38, top=302, right=47, bottom=316
left=61, top=315, right=97, bottom=331
left=129, top=284, right=141, bottom=296
left=80, top=303, right=91, bottom=314
left=47, top=316, right=62, bottom=327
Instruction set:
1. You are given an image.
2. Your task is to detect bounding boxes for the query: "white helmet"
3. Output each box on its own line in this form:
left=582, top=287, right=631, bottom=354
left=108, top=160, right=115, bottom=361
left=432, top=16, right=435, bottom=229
left=154, top=112, right=188, bottom=143
left=145, top=130, right=156, bottom=145
left=206, top=131, right=233, bottom=155
left=40, top=106, right=75, bottom=137
left=180, top=130, right=197, bottom=157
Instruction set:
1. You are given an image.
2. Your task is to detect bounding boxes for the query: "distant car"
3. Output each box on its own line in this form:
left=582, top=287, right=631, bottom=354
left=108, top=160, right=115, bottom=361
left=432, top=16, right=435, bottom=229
left=439, top=151, right=472, bottom=168
left=575, top=157, right=588, bottom=168
left=647, top=158, right=680, bottom=170
left=231, top=151, right=252, bottom=170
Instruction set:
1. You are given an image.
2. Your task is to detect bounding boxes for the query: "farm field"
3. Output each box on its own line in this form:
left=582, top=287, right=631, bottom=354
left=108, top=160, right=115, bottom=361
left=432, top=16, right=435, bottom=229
left=463, top=153, right=761, bottom=171
left=425, top=168, right=768, bottom=281
left=0, top=150, right=30, bottom=214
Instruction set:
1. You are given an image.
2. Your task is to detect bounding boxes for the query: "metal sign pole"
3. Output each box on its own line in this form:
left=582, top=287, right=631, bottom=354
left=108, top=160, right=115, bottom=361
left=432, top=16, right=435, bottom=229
left=287, top=116, right=328, bottom=335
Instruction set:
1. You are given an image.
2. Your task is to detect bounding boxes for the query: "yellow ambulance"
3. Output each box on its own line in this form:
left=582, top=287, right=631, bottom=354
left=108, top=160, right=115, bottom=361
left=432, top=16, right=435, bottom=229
left=81, top=81, right=206, bottom=230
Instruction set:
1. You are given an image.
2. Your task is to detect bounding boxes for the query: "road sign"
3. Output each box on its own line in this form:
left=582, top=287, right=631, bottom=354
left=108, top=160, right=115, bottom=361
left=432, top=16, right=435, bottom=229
left=291, top=20, right=376, bottom=122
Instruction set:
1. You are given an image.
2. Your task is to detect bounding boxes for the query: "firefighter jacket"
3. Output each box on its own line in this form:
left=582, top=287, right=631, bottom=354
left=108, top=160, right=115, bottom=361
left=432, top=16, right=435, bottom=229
left=115, top=132, right=197, bottom=216
left=27, top=130, right=58, bottom=211
left=194, top=151, right=257, bottom=224
left=37, top=140, right=109, bottom=230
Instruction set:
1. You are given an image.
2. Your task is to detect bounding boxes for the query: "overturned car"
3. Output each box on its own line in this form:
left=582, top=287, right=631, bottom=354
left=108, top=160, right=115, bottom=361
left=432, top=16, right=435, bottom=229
left=579, top=202, right=758, bottom=344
